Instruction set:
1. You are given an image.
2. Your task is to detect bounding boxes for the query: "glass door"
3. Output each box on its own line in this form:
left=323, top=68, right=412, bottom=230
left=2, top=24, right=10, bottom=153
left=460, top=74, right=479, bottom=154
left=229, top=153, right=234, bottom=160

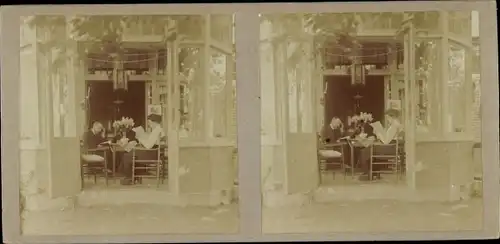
left=282, top=40, right=319, bottom=194
left=47, top=29, right=82, bottom=198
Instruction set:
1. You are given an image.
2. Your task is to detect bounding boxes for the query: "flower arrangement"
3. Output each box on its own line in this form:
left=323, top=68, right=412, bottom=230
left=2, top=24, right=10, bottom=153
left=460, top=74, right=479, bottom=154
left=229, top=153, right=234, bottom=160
left=348, top=112, right=374, bottom=128
left=112, top=117, right=135, bottom=133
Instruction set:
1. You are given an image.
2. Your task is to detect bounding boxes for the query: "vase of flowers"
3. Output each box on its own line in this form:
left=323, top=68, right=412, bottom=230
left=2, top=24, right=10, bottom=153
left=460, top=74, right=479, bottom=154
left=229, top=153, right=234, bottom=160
left=112, top=117, right=135, bottom=139
left=348, top=112, right=374, bottom=137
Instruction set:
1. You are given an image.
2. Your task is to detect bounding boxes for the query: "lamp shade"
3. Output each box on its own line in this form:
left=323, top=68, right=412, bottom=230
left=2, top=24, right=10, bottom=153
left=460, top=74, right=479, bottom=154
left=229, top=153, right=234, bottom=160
left=350, top=63, right=366, bottom=86
left=112, top=68, right=128, bottom=90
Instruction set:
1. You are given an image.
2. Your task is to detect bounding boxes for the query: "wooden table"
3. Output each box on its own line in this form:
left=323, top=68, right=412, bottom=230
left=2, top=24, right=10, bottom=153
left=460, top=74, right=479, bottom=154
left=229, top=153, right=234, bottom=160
left=109, top=143, right=127, bottom=178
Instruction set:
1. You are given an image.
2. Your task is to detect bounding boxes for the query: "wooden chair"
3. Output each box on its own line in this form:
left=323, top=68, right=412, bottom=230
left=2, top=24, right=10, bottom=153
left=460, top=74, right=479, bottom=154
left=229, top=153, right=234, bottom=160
left=159, top=145, right=168, bottom=184
left=80, top=142, right=109, bottom=188
left=131, top=146, right=162, bottom=187
left=397, top=141, right=406, bottom=178
left=369, top=142, right=399, bottom=181
left=317, top=135, right=346, bottom=183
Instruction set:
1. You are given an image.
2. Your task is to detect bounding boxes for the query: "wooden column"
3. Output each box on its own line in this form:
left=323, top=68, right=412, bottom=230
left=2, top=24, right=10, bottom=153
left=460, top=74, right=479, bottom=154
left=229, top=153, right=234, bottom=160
left=402, top=14, right=417, bottom=189
left=464, top=13, right=474, bottom=140
left=165, top=41, right=173, bottom=132
left=439, top=11, right=450, bottom=135
left=66, top=17, right=85, bottom=138
left=387, top=43, right=397, bottom=103
left=225, top=50, right=235, bottom=139
left=150, top=51, right=159, bottom=105
left=203, top=15, right=211, bottom=139
left=314, top=41, right=325, bottom=134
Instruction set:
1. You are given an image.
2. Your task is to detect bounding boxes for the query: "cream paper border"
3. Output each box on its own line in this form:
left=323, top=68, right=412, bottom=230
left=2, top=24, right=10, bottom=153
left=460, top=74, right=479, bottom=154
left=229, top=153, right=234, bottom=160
left=1, top=1, right=498, bottom=243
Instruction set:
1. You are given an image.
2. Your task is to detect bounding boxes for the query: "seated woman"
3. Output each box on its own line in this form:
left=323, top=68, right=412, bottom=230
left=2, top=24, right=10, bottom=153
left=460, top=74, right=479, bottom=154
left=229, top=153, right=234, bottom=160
left=357, top=109, right=403, bottom=181
left=120, top=114, right=165, bottom=185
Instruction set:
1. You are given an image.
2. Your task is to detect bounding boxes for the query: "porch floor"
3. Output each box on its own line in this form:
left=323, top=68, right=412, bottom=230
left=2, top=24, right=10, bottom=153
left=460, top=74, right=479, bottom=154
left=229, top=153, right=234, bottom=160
left=21, top=199, right=482, bottom=235
left=22, top=203, right=239, bottom=235
left=263, top=198, right=483, bottom=233
left=319, top=171, right=405, bottom=186
left=82, top=177, right=169, bottom=191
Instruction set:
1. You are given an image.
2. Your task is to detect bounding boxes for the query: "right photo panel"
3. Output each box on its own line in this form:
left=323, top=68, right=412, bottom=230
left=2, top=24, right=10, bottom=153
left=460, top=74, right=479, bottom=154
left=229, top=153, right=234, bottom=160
left=260, top=11, right=483, bottom=233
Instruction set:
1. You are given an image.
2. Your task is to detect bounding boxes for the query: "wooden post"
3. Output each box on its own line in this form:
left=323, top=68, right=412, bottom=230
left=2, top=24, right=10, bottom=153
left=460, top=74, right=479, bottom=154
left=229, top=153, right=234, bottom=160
left=204, top=15, right=211, bottom=140
left=464, top=13, right=474, bottom=139
left=225, top=49, right=234, bottom=139
left=440, top=11, right=449, bottom=136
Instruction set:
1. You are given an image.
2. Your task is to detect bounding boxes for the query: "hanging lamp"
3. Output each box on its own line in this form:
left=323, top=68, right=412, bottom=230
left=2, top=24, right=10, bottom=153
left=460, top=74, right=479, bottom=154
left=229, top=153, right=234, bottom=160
left=349, top=59, right=367, bottom=87
left=109, top=53, right=129, bottom=91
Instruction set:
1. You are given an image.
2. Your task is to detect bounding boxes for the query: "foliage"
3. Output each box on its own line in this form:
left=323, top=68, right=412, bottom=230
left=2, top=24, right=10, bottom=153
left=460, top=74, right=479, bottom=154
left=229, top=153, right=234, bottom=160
left=26, top=15, right=235, bottom=83
left=261, top=12, right=447, bottom=70
left=25, top=15, right=184, bottom=69
left=261, top=13, right=407, bottom=67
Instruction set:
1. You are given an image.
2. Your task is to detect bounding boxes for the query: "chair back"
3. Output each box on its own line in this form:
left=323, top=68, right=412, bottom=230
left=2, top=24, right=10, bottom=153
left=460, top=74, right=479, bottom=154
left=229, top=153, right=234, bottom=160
left=133, top=146, right=161, bottom=161
left=317, top=133, right=325, bottom=150
left=131, top=144, right=165, bottom=187
left=371, top=142, right=398, bottom=158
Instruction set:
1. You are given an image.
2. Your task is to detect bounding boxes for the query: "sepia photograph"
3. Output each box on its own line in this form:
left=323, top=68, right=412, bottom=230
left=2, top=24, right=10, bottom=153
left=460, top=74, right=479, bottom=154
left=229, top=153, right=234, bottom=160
left=18, top=14, right=238, bottom=235
left=260, top=11, right=488, bottom=233
left=1, top=2, right=498, bottom=243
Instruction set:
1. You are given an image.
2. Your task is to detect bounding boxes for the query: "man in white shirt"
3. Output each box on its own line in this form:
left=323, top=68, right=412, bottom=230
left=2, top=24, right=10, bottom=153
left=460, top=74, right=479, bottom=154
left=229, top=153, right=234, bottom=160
left=120, top=114, right=165, bottom=185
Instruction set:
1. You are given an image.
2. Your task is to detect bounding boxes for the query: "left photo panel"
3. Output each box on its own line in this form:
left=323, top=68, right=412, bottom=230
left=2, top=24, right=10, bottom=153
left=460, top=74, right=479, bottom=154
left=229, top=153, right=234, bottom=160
left=19, top=15, right=239, bottom=235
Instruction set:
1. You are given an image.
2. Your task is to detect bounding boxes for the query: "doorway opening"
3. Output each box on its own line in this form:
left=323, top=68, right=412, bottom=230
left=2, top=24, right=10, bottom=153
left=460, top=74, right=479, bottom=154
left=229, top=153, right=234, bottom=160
left=324, top=75, right=385, bottom=126
left=87, top=81, right=146, bottom=132
left=320, top=75, right=406, bottom=187
left=82, top=80, right=169, bottom=191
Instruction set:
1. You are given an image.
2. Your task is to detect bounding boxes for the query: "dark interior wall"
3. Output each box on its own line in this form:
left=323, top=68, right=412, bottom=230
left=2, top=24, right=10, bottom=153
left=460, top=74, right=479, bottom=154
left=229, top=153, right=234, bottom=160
left=358, top=75, right=385, bottom=123
left=324, top=76, right=352, bottom=125
left=124, top=82, right=146, bottom=127
left=87, top=81, right=146, bottom=130
left=324, top=75, right=385, bottom=126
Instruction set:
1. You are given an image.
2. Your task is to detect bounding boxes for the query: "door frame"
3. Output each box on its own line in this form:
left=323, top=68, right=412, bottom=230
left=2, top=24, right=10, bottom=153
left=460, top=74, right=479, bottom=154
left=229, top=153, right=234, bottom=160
left=322, top=74, right=389, bottom=125
left=397, top=14, right=418, bottom=190
left=84, top=80, right=149, bottom=131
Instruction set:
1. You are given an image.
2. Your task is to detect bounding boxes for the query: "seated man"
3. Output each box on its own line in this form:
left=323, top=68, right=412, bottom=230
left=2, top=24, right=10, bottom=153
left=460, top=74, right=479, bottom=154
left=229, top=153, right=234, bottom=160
left=82, top=121, right=113, bottom=171
left=83, top=121, right=108, bottom=149
left=120, top=114, right=165, bottom=185
left=322, top=117, right=345, bottom=143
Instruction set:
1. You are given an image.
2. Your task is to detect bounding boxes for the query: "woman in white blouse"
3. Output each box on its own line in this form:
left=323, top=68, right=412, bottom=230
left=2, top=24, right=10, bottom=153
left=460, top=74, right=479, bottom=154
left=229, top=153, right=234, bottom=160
left=120, top=114, right=165, bottom=185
